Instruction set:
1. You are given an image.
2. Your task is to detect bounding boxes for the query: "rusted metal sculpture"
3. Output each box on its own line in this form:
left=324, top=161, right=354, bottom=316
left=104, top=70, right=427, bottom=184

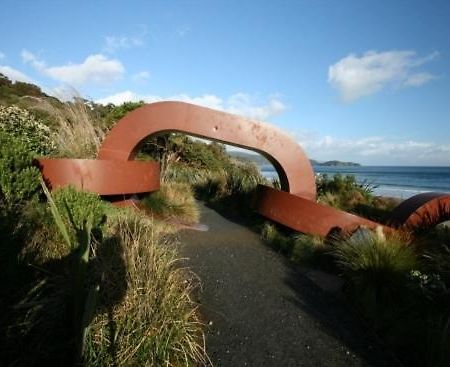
left=98, top=102, right=316, bottom=200
left=389, top=192, right=450, bottom=231
left=254, top=186, right=386, bottom=237
left=37, top=101, right=450, bottom=237
left=38, top=158, right=160, bottom=195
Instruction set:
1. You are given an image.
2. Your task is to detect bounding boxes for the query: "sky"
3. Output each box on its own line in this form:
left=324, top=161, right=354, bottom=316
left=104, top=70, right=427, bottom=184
left=1, top=0, right=449, bottom=165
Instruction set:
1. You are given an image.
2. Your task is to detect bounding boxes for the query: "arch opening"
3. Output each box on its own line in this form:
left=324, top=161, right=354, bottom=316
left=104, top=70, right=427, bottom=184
left=98, top=101, right=316, bottom=200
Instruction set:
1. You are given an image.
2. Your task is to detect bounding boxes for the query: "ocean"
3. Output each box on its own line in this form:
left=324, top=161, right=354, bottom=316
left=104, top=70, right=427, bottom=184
left=259, top=165, right=450, bottom=199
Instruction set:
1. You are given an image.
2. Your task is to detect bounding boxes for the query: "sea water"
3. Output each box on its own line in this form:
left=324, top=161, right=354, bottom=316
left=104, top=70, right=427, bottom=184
left=260, top=165, right=450, bottom=199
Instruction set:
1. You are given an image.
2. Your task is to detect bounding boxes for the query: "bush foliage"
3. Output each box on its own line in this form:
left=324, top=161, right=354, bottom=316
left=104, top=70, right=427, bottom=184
left=0, top=82, right=207, bottom=366
left=52, top=186, right=110, bottom=235
left=0, top=131, right=41, bottom=207
left=0, top=105, right=55, bottom=155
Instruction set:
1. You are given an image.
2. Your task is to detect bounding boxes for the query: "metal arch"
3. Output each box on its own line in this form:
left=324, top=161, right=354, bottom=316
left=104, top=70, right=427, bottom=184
left=97, top=101, right=316, bottom=200
left=37, top=101, right=450, bottom=238
left=254, top=185, right=385, bottom=237
left=37, top=158, right=160, bottom=195
left=388, top=192, right=450, bottom=231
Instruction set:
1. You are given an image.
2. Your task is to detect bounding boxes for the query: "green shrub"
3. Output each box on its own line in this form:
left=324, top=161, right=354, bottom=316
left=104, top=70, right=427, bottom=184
left=163, top=161, right=211, bottom=186
left=353, top=196, right=401, bottom=223
left=0, top=131, right=41, bottom=207
left=102, top=101, right=145, bottom=128
left=52, top=186, right=110, bottom=237
left=291, top=234, right=325, bottom=265
left=199, top=162, right=266, bottom=221
left=261, top=222, right=294, bottom=255
left=316, top=173, right=374, bottom=211
left=261, top=223, right=326, bottom=266
left=0, top=105, right=55, bottom=155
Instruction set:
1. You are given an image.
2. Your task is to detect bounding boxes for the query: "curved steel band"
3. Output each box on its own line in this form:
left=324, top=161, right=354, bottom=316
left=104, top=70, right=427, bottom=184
left=37, top=158, right=160, bottom=195
left=37, top=101, right=450, bottom=236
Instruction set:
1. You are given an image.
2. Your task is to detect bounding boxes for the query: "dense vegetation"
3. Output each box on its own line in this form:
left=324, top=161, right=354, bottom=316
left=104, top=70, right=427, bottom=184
left=0, top=77, right=207, bottom=366
left=260, top=174, right=450, bottom=367
left=1, top=74, right=449, bottom=366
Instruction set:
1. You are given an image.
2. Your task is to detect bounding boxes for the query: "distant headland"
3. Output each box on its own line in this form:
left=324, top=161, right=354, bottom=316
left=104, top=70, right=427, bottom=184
left=228, top=151, right=361, bottom=167
left=310, top=160, right=361, bottom=167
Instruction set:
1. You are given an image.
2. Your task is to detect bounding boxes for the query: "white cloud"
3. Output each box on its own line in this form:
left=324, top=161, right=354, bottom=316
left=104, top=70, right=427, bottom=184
left=0, top=65, right=34, bottom=83
left=132, top=71, right=150, bottom=83
left=103, top=35, right=144, bottom=53
left=227, top=93, right=286, bottom=120
left=403, top=72, right=436, bottom=87
left=95, top=91, right=286, bottom=120
left=295, top=131, right=450, bottom=165
left=328, top=50, right=438, bottom=102
left=45, top=54, right=124, bottom=85
left=22, top=50, right=124, bottom=86
left=95, top=90, right=143, bottom=105
left=21, top=49, right=46, bottom=70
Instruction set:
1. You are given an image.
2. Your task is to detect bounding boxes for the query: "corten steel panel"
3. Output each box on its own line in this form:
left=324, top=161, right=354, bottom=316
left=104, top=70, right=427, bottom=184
left=37, top=158, right=160, bottom=195
left=98, top=101, right=316, bottom=200
left=388, top=192, right=450, bottom=230
left=36, top=101, right=450, bottom=237
left=255, top=185, right=385, bottom=237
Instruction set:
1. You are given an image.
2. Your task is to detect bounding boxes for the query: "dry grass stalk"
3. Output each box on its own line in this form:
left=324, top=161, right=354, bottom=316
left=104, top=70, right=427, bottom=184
left=28, top=96, right=104, bottom=158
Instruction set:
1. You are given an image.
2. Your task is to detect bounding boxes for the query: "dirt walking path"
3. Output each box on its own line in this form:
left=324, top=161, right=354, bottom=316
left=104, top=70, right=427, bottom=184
left=179, top=203, right=396, bottom=367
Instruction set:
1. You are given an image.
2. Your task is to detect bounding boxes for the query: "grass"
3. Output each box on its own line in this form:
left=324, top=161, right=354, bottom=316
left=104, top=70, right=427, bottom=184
left=331, top=230, right=417, bottom=305
left=33, top=97, right=105, bottom=158
left=1, top=186, right=207, bottom=366
left=3, top=83, right=449, bottom=366
left=260, top=222, right=327, bottom=267
left=84, top=210, right=207, bottom=366
left=141, top=182, right=200, bottom=224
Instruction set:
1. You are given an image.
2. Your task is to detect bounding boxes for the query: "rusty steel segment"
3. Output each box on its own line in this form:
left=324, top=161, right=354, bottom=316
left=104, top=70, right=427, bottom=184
left=388, top=192, right=450, bottom=230
left=254, top=185, right=385, bottom=237
left=36, top=101, right=449, bottom=238
left=98, top=101, right=316, bottom=200
left=37, top=158, right=160, bottom=195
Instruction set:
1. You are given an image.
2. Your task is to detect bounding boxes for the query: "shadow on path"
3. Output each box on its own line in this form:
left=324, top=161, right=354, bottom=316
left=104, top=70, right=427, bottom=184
left=179, top=202, right=398, bottom=367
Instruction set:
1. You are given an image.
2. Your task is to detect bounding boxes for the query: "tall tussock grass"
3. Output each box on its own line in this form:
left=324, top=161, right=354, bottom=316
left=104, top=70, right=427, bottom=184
left=31, top=97, right=104, bottom=158
left=85, top=210, right=207, bottom=366
left=1, top=186, right=208, bottom=366
left=142, top=182, right=200, bottom=224
left=332, top=230, right=417, bottom=299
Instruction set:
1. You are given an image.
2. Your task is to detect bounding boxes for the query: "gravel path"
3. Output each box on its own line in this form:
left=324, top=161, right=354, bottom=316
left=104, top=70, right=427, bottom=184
left=179, top=203, right=396, bottom=367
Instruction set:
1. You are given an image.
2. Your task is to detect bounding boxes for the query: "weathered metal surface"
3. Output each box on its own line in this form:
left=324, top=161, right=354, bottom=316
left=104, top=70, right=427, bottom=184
left=254, top=185, right=385, bottom=237
left=37, top=158, right=160, bottom=195
left=37, top=101, right=448, bottom=237
left=388, top=192, right=450, bottom=230
left=98, top=101, right=316, bottom=200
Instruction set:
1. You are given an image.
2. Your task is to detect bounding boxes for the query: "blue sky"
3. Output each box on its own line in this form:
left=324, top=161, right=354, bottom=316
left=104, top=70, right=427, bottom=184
left=1, top=0, right=449, bottom=165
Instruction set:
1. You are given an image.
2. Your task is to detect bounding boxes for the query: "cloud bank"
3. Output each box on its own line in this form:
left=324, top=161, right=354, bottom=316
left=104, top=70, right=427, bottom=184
left=22, top=50, right=124, bottom=86
left=328, top=50, right=438, bottom=102
left=295, top=132, right=450, bottom=166
left=95, top=91, right=286, bottom=120
left=0, top=65, right=34, bottom=83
